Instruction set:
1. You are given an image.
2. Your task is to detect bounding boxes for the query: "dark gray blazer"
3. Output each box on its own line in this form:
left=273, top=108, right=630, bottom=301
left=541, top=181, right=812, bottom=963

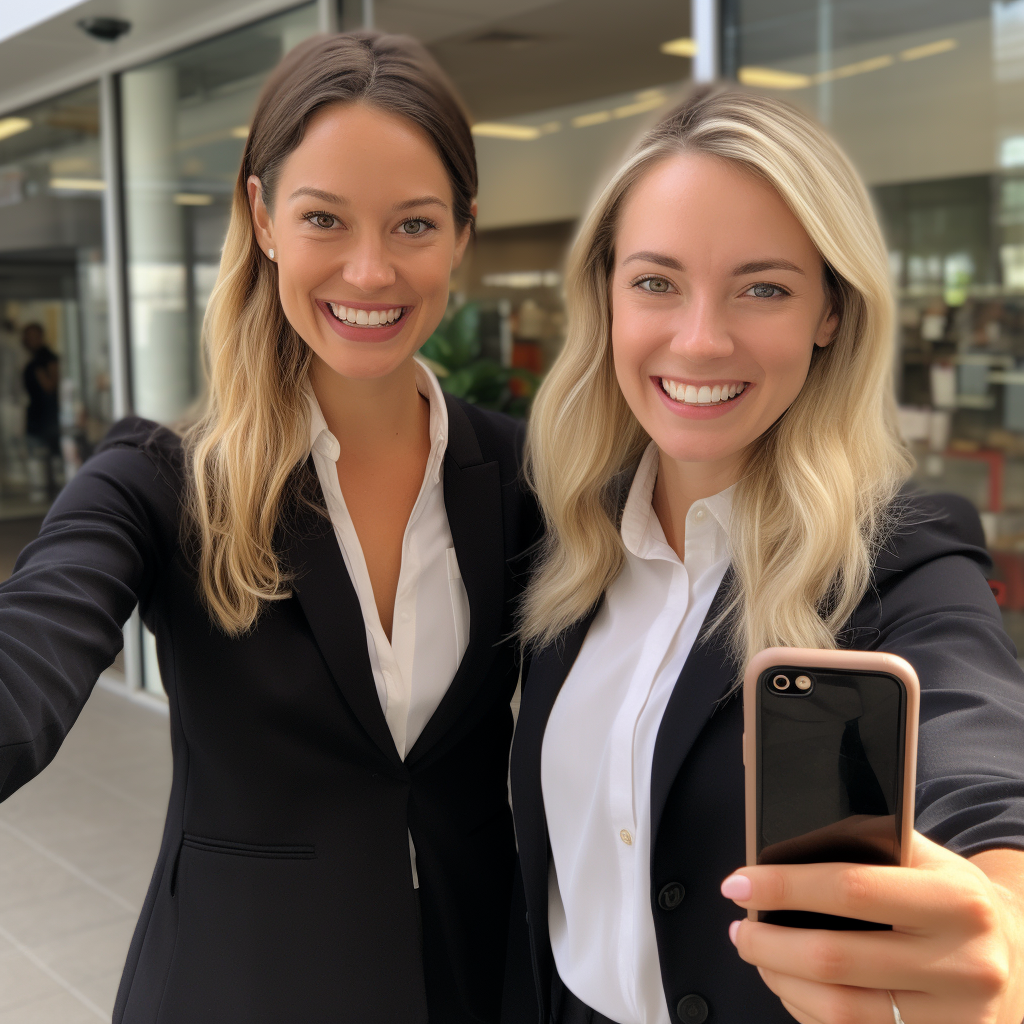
left=0, top=397, right=539, bottom=1024
left=504, top=493, right=1024, bottom=1024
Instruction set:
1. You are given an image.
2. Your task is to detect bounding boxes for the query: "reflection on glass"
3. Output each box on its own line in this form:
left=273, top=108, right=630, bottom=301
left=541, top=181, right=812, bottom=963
left=121, top=3, right=317, bottom=425
left=0, top=83, right=110, bottom=518
left=732, top=0, right=1024, bottom=650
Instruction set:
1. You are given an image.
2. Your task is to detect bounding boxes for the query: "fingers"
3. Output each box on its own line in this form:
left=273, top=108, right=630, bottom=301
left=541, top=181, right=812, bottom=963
left=732, top=919, right=929, bottom=993
left=730, top=917, right=1003, bottom=998
left=759, top=970, right=973, bottom=1024
left=721, top=842, right=991, bottom=933
left=757, top=968, right=894, bottom=1024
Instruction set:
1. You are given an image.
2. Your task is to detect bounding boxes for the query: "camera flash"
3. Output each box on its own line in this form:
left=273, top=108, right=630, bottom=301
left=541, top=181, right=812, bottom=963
left=795, top=675, right=812, bottom=690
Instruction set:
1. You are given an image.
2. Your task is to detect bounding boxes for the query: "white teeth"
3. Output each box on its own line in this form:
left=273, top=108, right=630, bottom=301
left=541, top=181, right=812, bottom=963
left=660, top=379, right=747, bottom=405
left=327, top=303, right=403, bottom=326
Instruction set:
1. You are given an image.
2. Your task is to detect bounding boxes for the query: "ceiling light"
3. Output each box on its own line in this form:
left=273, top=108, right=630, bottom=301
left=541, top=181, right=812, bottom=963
left=614, top=95, right=665, bottom=119
left=471, top=123, right=541, bottom=140
left=660, top=37, right=697, bottom=58
left=174, top=192, right=214, bottom=205
left=0, top=117, right=32, bottom=141
left=572, top=110, right=611, bottom=128
left=50, top=177, right=105, bottom=191
left=738, top=67, right=811, bottom=89
left=900, top=38, right=957, bottom=61
left=482, top=271, right=561, bottom=288
left=820, top=54, right=893, bottom=81
left=230, top=125, right=250, bottom=138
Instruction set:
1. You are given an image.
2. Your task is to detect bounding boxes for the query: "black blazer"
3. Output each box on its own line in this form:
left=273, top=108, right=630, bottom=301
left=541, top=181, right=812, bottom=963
left=505, top=493, right=1024, bottom=1024
left=0, top=396, right=538, bottom=1024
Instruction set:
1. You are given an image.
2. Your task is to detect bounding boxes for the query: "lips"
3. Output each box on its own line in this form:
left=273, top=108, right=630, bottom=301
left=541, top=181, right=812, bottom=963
left=315, top=299, right=412, bottom=343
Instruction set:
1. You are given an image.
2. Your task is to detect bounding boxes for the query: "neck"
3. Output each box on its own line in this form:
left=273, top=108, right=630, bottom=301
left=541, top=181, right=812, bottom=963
left=310, top=354, right=428, bottom=460
left=651, top=449, right=740, bottom=560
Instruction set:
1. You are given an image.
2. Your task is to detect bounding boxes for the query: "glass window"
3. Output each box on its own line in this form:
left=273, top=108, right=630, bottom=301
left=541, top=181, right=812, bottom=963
left=728, top=0, right=1024, bottom=646
left=0, top=83, right=110, bottom=518
left=121, top=3, right=318, bottom=424
left=367, top=0, right=695, bottom=407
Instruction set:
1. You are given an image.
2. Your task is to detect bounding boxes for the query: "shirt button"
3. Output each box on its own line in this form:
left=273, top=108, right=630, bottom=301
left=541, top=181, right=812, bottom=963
left=619, top=829, right=633, bottom=846
left=694, top=508, right=706, bottom=521
left=658, top=882, right=685, bottom=910
left=676, top=994, right=709, bottom=1023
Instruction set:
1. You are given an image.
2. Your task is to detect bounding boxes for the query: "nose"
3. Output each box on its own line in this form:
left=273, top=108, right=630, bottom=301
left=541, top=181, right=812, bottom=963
left=339, top=233, right=397, bottom=293
left=669, top=290, right=734, bottom=362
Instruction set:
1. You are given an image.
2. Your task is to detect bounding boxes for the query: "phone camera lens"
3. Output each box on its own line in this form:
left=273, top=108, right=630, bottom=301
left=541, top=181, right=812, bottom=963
left=772, top=674, right=790, bottom=691
left=795, top=675, right=812, bottom=691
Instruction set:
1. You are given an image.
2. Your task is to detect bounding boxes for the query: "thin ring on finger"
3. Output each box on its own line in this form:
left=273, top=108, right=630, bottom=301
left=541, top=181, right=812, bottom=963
left=888, top=990, right=907, bottom=1024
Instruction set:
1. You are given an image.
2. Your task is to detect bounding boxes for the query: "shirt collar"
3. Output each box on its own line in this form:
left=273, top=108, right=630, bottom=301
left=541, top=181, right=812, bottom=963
left=305, top=357, right=449, bottom=483
left=620, top=441, right=734, bottom=563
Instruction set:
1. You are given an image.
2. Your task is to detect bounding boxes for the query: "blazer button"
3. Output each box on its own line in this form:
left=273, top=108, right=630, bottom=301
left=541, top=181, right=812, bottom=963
left=676, top=994, right=709, bottom=1023
left=658, top=882, right=685, bottom=910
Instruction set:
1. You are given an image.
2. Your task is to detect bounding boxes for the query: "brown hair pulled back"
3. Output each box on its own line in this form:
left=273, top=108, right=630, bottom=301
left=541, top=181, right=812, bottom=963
left=185, top=32, right=477, bottom=635
left=246, top=32, right=476, bottom=227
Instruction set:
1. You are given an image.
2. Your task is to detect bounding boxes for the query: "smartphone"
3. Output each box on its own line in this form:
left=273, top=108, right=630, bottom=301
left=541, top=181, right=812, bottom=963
left=742, top=647, right=920, bottom=930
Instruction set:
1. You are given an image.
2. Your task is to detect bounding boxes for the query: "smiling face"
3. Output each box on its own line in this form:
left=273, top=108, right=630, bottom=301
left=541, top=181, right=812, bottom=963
left=248, top=102, right=471, bottom=382
left=610, top=152, right=837, bottom=494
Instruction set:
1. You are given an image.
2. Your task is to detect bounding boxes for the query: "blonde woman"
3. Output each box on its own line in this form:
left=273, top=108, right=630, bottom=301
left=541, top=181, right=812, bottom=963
left=0, top=33, right=537, bottom=1024
left=506, top=88, right=1024, bottom=1024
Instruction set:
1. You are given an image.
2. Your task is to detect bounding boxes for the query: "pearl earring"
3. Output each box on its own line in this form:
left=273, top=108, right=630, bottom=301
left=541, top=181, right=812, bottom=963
left=267, top=248, right=275, bottom=259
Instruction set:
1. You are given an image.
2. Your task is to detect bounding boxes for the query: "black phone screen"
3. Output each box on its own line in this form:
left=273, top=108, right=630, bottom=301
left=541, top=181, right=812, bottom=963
left=756, top=665, right=907, bottom=929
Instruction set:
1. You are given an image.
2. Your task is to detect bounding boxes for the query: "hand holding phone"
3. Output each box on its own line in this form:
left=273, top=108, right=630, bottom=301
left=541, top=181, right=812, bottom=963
left=742, top=647, right=920, bottom=929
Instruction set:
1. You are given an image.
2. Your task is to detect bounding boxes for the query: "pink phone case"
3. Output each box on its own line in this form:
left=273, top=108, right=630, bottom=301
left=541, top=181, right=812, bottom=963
left=742, top=647, right=921, bottom=922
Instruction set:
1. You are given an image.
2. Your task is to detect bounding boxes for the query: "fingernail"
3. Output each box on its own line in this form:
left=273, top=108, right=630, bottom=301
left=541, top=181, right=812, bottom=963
left=729, top=919, right=741, bottom=945
left=720, top=874, right=752, bottom=901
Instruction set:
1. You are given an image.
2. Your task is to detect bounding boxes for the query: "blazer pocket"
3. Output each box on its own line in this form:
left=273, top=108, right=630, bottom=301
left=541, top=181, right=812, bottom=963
left=181, top=833, right=316, bottom=860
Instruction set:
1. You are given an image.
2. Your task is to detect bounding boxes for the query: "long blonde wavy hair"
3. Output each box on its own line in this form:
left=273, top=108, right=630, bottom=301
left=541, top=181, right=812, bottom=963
left=520, top=86, right=913, bottom=668
left=183, top=32, right=476, bottom=634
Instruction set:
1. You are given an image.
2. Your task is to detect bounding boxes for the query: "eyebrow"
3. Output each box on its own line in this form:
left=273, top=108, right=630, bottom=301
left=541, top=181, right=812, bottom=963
left=621, top=250, right=684, bottom=270
left=621, top=251, right=807, bottom=276
left=286, top=187, right=449, bottom=213
left=732, top=258, right=805, bottom=276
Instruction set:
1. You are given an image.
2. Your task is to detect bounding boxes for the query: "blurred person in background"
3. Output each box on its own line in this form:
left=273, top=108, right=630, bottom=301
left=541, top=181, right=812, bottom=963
left=0, top=31, right=536, bottom=1024
left=21, top=321, right=61, bottom=501
left=506, top=86, right=1024, bottom=1024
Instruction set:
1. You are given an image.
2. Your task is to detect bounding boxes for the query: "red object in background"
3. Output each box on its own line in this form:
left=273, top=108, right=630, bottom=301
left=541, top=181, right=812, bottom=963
left=989, top=552, right=1024, bottom=609
left=510, top=339, right=542, bottom=398
left=943, top=447, right=1005, bottom=513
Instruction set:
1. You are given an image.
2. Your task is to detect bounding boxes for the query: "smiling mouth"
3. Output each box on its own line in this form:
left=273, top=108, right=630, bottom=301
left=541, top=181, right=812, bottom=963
left=659, top=378, right=749, bottom=406
left=325, top=302, right=407, bottom=327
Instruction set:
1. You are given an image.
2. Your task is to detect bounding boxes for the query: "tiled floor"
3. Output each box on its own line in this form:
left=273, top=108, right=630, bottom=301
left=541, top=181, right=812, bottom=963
left=0, top=681, right=171, bottom=1023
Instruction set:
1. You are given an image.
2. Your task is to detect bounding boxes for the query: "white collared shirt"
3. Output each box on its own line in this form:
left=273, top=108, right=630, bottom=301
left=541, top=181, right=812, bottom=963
left=541, top=442, right=734, bottom=1024
left=305, top=358, right=470, bottom=763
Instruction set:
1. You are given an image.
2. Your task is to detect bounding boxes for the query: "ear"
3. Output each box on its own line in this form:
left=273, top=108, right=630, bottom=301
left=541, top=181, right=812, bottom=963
left=451, top=201, right=477, bottom=270
left=247, top=175, right=275, bottom=255
left=815, top=306, right=840, bottom=348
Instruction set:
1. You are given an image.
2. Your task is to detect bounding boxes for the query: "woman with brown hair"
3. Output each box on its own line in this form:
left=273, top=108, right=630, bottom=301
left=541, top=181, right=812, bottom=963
left=0, top=32, right=536, bottom=1024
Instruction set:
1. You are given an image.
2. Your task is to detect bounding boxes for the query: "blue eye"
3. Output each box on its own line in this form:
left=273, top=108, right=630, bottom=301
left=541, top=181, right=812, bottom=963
left=747, top=283, right=786, bottom=298
left=636, top=276, right=672, bottom=293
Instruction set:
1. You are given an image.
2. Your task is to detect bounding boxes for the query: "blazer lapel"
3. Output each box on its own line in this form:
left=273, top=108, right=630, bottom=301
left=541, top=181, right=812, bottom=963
left=650, top=569, right=738, bottom=843
left=283, top=478, right=402, bottom=767
left=508, top=608, right=599, bottom=1023
left=406, top=396, right=505, bottom=763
